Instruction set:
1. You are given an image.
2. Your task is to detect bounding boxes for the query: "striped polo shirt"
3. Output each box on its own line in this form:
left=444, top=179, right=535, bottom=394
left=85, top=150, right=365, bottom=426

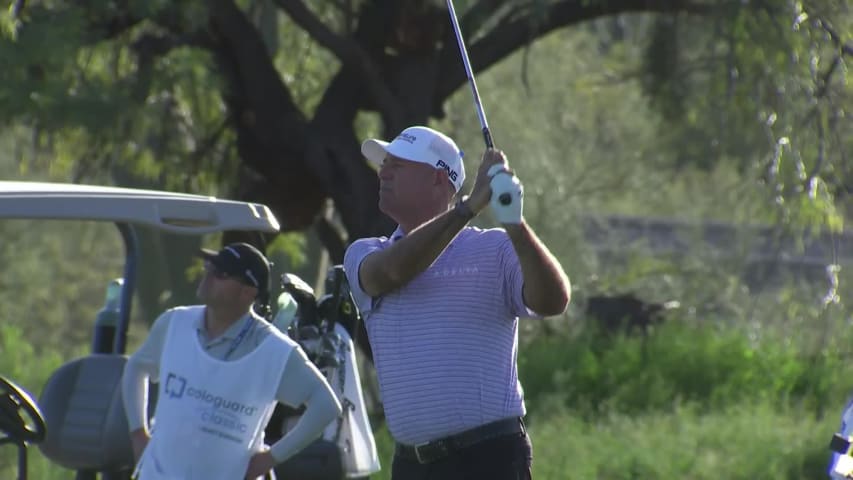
left=344, top=226, right=535, bottom=445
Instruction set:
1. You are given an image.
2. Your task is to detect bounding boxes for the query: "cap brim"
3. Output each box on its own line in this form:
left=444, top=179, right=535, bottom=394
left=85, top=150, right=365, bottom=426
left=199, top=248, right=229, bottom=271
left=361, top=139, right=389, bottom=167
left=199, top=248, right=217, bottom=260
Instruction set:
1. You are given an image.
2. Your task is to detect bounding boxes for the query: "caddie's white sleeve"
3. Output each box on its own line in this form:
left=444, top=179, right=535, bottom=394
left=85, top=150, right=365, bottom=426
left=121, top=310, right=171, bottom=432
left=269, top=347, right=342, bottom=464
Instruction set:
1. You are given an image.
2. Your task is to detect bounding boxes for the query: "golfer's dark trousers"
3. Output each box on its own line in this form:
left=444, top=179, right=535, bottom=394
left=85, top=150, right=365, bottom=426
left=391, top=417, right=533, bottom=480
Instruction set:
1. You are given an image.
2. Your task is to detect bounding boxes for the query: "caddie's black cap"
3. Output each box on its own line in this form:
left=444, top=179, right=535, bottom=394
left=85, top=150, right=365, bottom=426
left=199, top=242, right=270, bottom=295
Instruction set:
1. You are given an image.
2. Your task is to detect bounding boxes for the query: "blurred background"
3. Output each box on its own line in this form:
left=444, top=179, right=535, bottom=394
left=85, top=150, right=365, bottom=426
left=0, top=0, right=851, bottom=478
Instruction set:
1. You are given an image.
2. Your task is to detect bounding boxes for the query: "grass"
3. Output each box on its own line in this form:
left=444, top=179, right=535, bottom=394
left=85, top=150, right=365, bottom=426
left=3, top=401, right=837, bottom=480
left=528, top=402, right=833, bottom=480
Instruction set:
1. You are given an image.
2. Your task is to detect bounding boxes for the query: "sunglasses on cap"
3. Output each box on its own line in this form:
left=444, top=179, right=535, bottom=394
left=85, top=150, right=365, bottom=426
left=204, top=261, right=254, bottom=287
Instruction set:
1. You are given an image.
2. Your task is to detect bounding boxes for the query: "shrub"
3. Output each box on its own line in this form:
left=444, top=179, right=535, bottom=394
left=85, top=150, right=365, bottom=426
left=519, top=320, right=852, bottom=418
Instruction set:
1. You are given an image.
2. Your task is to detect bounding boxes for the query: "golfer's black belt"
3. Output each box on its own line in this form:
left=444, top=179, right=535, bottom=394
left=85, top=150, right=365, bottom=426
left=395, top=417, right=526, bottom=464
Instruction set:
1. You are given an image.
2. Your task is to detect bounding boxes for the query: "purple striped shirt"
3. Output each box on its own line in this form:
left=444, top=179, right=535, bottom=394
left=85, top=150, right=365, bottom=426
left=344, top=226, right=535, bottom=445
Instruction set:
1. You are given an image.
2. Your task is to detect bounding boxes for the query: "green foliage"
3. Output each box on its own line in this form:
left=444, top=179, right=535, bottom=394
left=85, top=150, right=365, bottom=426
left=268, top=231, right=308, bottom=270
left=0, top=3, right=21, bottom=41
left=519, top=319, right=852, bottom=419
left=0, top=325, right=65, bottom=391
left=635, top=1, right=851, bottom=232
left=0, top=5, right=203, bottom=185
left=1, top=0, right=848, bottom=253
left=0, top=217, right=128, bottom=356
left=0, top=0, right=343, bottom=194
left=274, top=7, right=341, bottom=117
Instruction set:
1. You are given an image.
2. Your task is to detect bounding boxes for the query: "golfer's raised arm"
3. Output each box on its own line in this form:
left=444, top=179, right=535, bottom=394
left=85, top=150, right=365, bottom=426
left=506, top=221, right=571, bottom=316
left=357, top=211, right=469, bottom=297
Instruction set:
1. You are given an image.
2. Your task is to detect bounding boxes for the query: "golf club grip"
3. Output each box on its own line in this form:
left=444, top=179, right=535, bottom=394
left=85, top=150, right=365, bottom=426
left=483, top=127, right=494, bottom=149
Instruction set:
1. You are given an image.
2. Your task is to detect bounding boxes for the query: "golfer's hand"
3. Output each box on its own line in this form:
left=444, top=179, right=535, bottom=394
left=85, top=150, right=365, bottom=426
left=129, top=428, right=150, bottom=463
left=245, top=450, right=276, bottom=479
left=468, top=148, right=509, bottom=213
left=488, top=166, right=523, bottom=224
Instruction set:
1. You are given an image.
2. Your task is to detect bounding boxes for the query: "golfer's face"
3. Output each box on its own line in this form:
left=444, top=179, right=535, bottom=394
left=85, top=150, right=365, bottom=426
left=377, top=155, right=436, bottom=213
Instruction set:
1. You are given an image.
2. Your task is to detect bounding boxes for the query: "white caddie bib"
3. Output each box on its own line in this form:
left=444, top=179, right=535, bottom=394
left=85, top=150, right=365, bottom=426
left=138, top=306, right=294, bottom=479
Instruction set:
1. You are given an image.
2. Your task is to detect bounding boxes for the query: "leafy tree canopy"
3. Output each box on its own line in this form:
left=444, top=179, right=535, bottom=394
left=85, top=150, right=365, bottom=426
left=0, top=0, right=849, bottom=257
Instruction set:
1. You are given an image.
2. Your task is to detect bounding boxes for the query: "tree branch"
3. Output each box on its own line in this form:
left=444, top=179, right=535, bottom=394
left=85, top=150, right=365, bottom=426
left=72, top=1, right=184, bottom=42
left=314, top=214, right=347, bottom=264
left=815, top=54, right=841, bottom=99
left=436, top=0, right=713, bottom=103
left=206, top=0, right=327, bottom=231
left=460, top=0, right=512, bottom=38
left=208, top=0, right=307, bottom=149
left=817, top=18, right=853, bottom=57
left=272, top=0, right=404, bottom=127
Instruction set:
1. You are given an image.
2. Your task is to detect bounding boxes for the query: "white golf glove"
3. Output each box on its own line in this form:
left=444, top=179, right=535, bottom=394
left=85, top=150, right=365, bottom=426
left=487, top=164, right=523, bottom=224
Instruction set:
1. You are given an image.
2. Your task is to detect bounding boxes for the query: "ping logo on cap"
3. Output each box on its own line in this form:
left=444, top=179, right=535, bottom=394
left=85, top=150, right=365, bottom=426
left=435, top=159, right=458, bottom=182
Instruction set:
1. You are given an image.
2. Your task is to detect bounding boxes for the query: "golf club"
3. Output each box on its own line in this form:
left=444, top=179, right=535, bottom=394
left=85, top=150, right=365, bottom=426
left=446, top=0, right=493, bottom=150
left=447, top=0, right=516, bottom=206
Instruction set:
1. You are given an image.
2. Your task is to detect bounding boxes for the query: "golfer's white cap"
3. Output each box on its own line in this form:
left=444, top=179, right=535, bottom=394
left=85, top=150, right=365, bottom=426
left=361, top=126, right=466, bottom=192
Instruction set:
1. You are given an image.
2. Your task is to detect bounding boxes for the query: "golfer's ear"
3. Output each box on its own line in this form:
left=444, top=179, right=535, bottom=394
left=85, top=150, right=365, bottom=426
left=243, top=285, right=259, bottom=304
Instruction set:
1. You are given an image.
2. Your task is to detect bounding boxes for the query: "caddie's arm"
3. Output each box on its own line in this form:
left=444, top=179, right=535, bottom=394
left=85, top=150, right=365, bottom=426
left=486, top=150, right=571, bottom=317
left=121, top=310, right=171, bottom=461
left=264, top=348, right=342, bottom=465
left=359, top=149, right=506, bottom=297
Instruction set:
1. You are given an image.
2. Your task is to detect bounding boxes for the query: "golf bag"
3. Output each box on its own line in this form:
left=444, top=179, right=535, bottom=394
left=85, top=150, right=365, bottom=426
left=266, top=266, right=380, bottom=480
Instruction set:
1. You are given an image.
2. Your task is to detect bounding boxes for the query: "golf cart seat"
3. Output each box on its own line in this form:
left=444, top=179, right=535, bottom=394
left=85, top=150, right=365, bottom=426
left=37, top=354, right=134, bottom=473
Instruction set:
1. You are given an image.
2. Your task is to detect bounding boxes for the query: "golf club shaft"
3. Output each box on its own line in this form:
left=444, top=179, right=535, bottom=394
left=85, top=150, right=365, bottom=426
left=446, top=0, right=494, bottom=149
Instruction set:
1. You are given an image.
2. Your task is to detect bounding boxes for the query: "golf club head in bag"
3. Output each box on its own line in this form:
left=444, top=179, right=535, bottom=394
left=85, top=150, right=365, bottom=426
left=318, top=265, right=361, bottom=339
left=269, top=269, right=380, bottom=479
left=280, top=272, right=319, bottom=333
left=272, top=290, right=299, bottom=333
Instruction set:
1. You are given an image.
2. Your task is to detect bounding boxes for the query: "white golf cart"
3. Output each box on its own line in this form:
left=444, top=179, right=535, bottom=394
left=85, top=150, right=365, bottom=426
left=0, top=181, right=379, bottom=480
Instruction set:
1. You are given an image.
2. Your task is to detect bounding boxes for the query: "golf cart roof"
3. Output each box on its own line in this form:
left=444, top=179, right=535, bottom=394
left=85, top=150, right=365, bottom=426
left=0, top=181, right=280, bottom=234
